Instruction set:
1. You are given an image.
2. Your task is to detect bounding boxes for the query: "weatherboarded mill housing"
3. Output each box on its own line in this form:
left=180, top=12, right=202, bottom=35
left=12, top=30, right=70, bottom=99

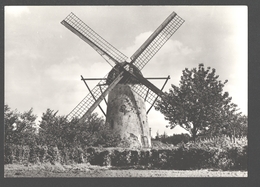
left=61, top=11, right=184, bottom=148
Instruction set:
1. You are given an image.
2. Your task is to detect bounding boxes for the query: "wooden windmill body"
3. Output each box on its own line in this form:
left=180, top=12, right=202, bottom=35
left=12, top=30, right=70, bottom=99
left=61, top=11, right=184, bottom=148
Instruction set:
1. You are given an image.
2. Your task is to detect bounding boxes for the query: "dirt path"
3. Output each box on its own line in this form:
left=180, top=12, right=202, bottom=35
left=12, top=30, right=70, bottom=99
left=4, top=164, right=247, bottom=177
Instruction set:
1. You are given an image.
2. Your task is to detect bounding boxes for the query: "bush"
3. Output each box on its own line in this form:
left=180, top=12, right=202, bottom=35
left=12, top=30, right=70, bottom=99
left=4, top=144, right=14, bottom=164
left=178, top=136, right=247, bottom=170
left=59, top=146, right=70, bottom=165
left=4, top=135, right=247, bottom=171
left=130, top=150, right=139, bottom=165
left=139, top=150, right=150, bottom=166
left=158, top=149, right=172, bottom=169
left=29, top=145, right=39, bottom=164
left=86, top=147, right=97, bottom=165
left=111, top=150, right=131, bottom=167
left=99, top=150, right=111, bottom=166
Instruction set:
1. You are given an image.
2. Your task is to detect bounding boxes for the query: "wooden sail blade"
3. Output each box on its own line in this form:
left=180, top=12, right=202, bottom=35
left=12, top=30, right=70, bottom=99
left=66, top=71, right=124, bottom=122
left=61, top=12, right=128, bottom=65
left=122, top=70, right=165, bottom=105
left=130, top=12, right=184, bottom=70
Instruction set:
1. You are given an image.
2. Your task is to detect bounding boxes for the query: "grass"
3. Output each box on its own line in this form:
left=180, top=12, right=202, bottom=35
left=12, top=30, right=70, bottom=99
left=4, top=163, right=247, bottom=177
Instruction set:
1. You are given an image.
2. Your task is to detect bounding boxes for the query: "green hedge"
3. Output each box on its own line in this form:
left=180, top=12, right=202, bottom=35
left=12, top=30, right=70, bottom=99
left=4, top=140, right=247, bottom=171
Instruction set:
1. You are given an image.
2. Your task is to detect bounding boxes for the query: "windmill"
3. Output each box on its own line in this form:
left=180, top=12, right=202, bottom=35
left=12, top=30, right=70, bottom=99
left=61, top=11, right=184, bottom=148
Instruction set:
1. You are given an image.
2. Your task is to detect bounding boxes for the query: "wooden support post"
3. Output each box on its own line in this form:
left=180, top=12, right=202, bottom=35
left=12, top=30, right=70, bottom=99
left=144, top=89, right=150, bottom=102
left=146, top=75, right=170, bottom=114
left=98, top=85, right=108, bottom=106
left=79, top=71, right=124, bottom=123
left=81, top=75, right=106, bottom=117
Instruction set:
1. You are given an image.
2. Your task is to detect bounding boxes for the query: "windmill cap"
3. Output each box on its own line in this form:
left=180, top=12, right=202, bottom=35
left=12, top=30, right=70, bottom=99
left=106, top=62, right=143, bottom=85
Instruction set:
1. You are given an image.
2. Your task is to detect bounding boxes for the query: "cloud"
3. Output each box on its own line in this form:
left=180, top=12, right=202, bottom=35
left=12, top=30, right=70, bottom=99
left=121, top=31, right=202, bottom=84
left=121, top=31, right=153, bottom=57
left=42, top=55, right=114, bottom=116
left=122, top=30, right=200, bottom=59
left=5, top=6, right=30, bottom=17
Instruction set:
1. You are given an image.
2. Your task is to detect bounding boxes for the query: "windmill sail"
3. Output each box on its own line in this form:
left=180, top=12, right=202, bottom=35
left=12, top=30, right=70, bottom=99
left=130, top=12, right=185, bottom=70
left=122, top=70, right=165, bottom=105
left=121, top=12, right=184, bottom=106
left=66, top=71, right=124, bottom=122
left=61, top=12, right=128, bottom=65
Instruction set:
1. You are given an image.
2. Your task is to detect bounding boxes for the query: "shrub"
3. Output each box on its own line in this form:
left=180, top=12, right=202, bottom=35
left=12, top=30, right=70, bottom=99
left=149, top=150, right=159, bottom=168
left=4, top=144, right=14, bottom=164
left=139, top=150, right=150, bottom=166
left=41, top=145, right=49, bottom=163
left=86, top=147, right=97, bottom=165
left=4, top=135, right=247, bottom=171
left=99, top=150, right=111, bottom=166
left=111, top=149, right=131, bottom=167
left=29, top=145, right=38, bottom=164
left=59, top=146, right=70, bottom=165
left=130, top=150, right=139, bottom=165
left=158, top=149, right=171, bottom=169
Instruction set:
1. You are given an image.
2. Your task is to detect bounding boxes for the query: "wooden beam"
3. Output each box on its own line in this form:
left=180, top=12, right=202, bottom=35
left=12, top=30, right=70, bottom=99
left=81, top=75, right=106, bottom=117
left=147, top=75, right=170, bottom=114
left=79, top=71, right=124, bottom=123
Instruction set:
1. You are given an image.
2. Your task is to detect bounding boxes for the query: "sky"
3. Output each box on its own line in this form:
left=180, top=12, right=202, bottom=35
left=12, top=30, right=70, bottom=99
left=5, top=6, right=248, bottom=137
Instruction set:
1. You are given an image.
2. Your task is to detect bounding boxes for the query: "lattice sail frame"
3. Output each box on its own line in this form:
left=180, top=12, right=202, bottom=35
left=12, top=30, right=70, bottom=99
left=66, top=68, right=123, bottom=122
left=131, top=13, right=185, bottom=70
left=126, top=12, right=184, bottom=105
left=66, top=74, right=109, bottom=121
left=61, top=12, right=128, bottom=65
left=130, top=84, right=159, bottom=105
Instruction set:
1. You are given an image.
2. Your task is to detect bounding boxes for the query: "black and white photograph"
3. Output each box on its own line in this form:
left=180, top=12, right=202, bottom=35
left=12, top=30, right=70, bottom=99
left=4, top=6, right=248, bottom=178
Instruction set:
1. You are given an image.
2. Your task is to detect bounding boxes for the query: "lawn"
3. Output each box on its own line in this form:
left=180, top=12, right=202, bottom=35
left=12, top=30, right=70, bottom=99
left=4, top=163, right=247, bottom=177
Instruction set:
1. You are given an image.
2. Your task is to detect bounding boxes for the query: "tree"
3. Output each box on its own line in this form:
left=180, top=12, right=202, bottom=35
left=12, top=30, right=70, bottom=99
left=38, top=108, right=66, bottom=147
left=162, top=133, right=190, bottom=145
left=161, top=131, right=168, bottom=140
left=65, top=113, right=120, bottom=147
left=38, top=109, right=120, bottom=147
left=208, top=113, right=247, bottom=138
left=16, top=108, right=38, bottom=145
left=4, top=105, right=19, bottom=144
left=4, top=105, right=37, bottom=145
left=156, top=64, right=240, bottom=141
left=155, top=130, right=160, bottom=140
left=234, top=115, right=248, bottom=137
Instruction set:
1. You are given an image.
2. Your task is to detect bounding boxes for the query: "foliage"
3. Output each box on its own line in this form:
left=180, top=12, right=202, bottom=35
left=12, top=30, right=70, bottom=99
left=156, top=64, right=242, bottom=141
left=182, top=135, right=247, bottom=170
left=188, top=134, right=247, bottom=150
left=4, top=105, right=37, bottom=145
left=4, top=105, right=19, bottom=144
left=161, top=133, right=191, bottom=145
left=4, top=103, right=247, bottom=170
left=153, top=132, right=191, bottom=146
left=207, top=114, right=248, bottom=138
left=151, top=140, right=173, bottom=149
left=94, top=122, right=121, bottom=147
left=4, top=135, right=247, bottom=171
left=38, top=109, right=65, bottom=147
left=38, top=109, right=120, bottom=148
left=5, top=106, right=121, bottom=151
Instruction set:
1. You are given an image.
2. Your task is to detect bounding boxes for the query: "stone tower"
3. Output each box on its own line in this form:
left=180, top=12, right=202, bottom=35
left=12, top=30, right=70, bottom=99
left=105, top=63, right=151, bottom=148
